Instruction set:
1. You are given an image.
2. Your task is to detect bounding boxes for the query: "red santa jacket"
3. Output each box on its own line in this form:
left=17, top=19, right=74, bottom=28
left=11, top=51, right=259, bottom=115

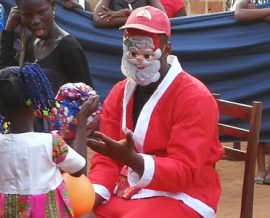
left=89, top=56, right=224, bottom=218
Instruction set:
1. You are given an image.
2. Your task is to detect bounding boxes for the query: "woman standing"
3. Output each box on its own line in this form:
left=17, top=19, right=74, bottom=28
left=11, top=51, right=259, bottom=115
left=0, top=0, right=94, bottom=132
left=0, top=0, right=93, bottom=94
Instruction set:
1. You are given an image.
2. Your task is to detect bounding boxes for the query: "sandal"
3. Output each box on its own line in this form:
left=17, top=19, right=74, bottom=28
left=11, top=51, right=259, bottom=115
left=264, top=175, right=270, bottom=185
left=255, top=176, right=265, bottom=184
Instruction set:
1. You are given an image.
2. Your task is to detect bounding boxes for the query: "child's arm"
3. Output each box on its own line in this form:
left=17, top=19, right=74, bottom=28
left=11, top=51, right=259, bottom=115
left=93, top=0, right=132, bottom=27
left=71, top=95, right=100, bottom=175
left=0, top=7, right=20, bottom=68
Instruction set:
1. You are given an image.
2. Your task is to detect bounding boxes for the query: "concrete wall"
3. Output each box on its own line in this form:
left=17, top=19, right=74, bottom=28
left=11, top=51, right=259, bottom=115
left=184, top=0, right=227, bottom=15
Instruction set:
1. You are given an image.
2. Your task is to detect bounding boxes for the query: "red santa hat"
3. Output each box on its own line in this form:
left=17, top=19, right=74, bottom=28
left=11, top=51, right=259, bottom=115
left=120, top=6, right=171, bottom=38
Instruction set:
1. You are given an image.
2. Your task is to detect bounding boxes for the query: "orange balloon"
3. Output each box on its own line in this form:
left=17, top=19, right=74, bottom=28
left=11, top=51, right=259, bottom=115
left=63, top=173, right=95, bottom=217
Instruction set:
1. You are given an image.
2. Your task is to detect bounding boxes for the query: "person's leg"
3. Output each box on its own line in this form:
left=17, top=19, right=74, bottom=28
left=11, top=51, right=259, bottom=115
left=255, top=142, right=267, bottom=184
left=94, top=196, right=202, bottom=218
left=263, top=143, right=270, bottom=184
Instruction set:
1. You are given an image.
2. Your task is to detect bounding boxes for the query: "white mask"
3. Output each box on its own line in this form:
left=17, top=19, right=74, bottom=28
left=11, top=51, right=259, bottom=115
left=121, top=35, right=162, bottom=86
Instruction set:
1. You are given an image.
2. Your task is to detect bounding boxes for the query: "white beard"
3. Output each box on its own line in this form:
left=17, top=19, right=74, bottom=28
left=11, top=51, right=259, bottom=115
left=121, top=46, right=162, bottom=86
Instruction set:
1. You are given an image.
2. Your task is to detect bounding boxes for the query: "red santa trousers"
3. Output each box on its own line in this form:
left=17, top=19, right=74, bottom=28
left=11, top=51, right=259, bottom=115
left=94, top=196, right=202, bottom=218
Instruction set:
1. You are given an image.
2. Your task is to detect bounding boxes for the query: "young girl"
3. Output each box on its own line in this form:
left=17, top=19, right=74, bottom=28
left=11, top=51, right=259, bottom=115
left=0, top=63, right=99, bottom=217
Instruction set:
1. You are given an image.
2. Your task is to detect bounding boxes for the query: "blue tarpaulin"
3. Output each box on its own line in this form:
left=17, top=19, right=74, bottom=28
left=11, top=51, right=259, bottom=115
left=2, top=0, right=270, bottom=141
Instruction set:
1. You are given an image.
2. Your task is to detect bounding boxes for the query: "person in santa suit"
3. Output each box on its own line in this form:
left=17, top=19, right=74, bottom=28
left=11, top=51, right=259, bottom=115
left=86, top=6, right=224, bottom=218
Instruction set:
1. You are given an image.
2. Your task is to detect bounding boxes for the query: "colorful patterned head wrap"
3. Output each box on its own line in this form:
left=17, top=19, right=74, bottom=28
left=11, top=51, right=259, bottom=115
left=51, top=82, right=101, bottom=143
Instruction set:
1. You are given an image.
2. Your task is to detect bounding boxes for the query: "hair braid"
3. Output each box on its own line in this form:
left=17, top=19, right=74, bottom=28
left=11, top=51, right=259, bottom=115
left=15, top=63, right=55, bottom=111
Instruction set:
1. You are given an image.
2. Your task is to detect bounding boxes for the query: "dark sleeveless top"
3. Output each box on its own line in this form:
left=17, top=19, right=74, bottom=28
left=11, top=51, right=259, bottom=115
left=25, top=35, right=93, bottom=94
left=110, top=0, right=150, bottom=11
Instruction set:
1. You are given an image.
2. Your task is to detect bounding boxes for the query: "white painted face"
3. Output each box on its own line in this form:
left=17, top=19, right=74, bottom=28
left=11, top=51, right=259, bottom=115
left=121, top=35, right=162, bottom=86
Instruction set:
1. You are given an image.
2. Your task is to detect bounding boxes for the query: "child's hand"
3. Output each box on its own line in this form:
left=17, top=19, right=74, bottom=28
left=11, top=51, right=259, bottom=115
left=78, top=95, right=100, bottom=120
left=5, top=6, right=21, bottom=31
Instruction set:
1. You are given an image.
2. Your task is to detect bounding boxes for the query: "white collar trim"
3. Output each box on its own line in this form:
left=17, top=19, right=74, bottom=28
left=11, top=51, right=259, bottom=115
left=122, top=55, right=182, bottom=152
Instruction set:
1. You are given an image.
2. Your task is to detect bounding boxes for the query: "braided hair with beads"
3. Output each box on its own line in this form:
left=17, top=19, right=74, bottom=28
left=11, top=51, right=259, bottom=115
left=0, top=63, right=55, bottom=133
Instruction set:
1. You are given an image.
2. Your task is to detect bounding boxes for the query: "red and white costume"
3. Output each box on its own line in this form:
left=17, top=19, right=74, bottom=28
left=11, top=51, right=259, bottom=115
left=89, top=55, right=224, bottom=218
left=160, top=0, right=185, bottom=18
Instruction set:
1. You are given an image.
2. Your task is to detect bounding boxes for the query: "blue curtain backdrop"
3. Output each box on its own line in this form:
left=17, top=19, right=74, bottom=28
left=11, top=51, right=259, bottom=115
left=2, top=0, right=270, bottom=141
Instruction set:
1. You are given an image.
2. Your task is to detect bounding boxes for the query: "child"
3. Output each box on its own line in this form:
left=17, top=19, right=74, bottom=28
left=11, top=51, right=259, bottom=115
left=0, top=63, right=99, bottom=217
left=255, top=142, right=270, bottom=184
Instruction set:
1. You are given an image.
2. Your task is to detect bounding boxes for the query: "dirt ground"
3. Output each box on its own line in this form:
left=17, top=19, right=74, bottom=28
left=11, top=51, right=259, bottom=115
left=216, top=159, right=270, bottom=218
left=87, top=149, right=270, bottom=218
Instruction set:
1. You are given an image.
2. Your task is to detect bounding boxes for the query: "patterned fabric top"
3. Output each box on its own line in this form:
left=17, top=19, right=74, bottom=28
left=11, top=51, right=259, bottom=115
left=0, top=132, right=85, bottom=195
left=52, top=133, right=68, bottom=164
left=252, top=0, right=270, bottom=4
left=0, top=182, right=74, bottom=218
left=0, top=132, right=86, bottom=217
left=114, top=166, right=141, bottom=199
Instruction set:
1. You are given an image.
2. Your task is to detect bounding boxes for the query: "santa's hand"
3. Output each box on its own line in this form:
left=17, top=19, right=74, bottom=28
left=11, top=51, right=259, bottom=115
left=87, top=131, right=144, bottom=175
